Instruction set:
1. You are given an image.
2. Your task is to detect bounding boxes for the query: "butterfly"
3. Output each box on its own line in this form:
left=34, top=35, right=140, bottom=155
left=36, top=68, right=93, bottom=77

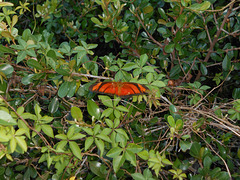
left=89, top=81, right=149, bottom=98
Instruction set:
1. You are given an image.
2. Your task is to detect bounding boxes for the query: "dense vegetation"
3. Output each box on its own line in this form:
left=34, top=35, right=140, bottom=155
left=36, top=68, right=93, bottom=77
left=0, top=0, right=240, bottom=179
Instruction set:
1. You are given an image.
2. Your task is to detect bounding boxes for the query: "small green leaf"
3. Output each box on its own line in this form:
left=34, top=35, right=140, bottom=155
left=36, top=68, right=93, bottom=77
left=137, top=150, right=149, bottom=160
left=87, top=100, right=101, bottom=120
left=85, top=137, right=94, bottom=151
left=0, top=110, right=17, bottom=125
left=99, top=95, right=113, bottom=107
left=107, top=147, right=123, bottom=158
left=41, top=125, right=54, bottom=138
left=143, top=5, right=153, bottom=14
left=95, top=138, right=104, bottom=157
left=15, top=136, right=27, bottom=152
left=140, top=54, right=148, bottom=67
left=176, top=14, right=185, bottom=28
left=71, top=106, right=83, bottom=121
left=48, top=96, right=59, bottom=114
left=113, top=155, right=125, bottom=173
left=167, top=116, right=175, bottom=127
left=69, top=141, right=82, bottom=160
left=58, top=81, right=70, bottom=98
left=27, top=59, right=43, bottom=70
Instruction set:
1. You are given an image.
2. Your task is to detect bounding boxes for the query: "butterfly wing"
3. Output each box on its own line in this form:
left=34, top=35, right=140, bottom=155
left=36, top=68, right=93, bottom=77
left=89, top=82, right=149, bottom=97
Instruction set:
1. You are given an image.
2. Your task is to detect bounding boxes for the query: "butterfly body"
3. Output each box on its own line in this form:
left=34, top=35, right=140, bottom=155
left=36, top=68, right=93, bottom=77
left=89, top=82, right=149, bottom=98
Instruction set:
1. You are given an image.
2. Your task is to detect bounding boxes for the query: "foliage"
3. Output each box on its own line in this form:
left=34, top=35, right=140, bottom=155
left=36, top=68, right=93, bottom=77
left=0, top=0, right=240, bottom=179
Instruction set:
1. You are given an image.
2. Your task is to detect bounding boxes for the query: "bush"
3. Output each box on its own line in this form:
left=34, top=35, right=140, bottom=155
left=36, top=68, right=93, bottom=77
left=0, top=0, right=240, bottom=179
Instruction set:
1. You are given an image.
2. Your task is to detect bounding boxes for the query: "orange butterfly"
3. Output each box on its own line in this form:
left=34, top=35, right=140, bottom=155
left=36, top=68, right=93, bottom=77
left=89, top=82, right=149, bottom=98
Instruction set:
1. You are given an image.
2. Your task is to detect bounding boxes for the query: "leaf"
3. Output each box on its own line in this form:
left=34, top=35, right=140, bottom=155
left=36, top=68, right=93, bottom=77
left=167, top=116, right=175, bottom=127
left=143, top=5, right=153, bottom=14
left=48, top=96, right=59, bottom=114
left=127, top=143, right=143, bottom=153
left=89, top=161, right=107, bottom=178
left=131, top=173, right=145, bottom=180
left=69, top=141, right=82, bottom=160
left=107, top=147, right=123, bottom=158
left=137, top=150, right=149, bottom=160
left=125, top=150, right=136, bottom=166
left=27, top=59, right=43, bottom=70
left=151, top=80, right=165, bottom=88
left=41, top=125, right=54, bottom=138
left=113, top=155, right=125, bottom=173
left=95, top=138, right=104, bottom=157
left=87, top=100, right=101, bottom=120
left=71, top=106, right=83, bottom=121
left=85, top=137, right=94, bottom=151
left=69, top=133, right=86, bottom=140
left=200, top=63, right=208, bottom=75
left=0, top=64, right=14, bottom=76
left=15, top=136, right=27, bottom=152
left=176, top=14, right=185, bottom=28
left=0, top=110, right=17, bottom=125
left=140, top=54, right=148, bottom=67
left=91, top=17, right=102, bottom=25
left=116, top=105, right=129, bottom=112
left=164, top=43, right=175, bottom=53
left=222, top=54, right=231, bottom=71
left=99, top=95, right=113, bottom=107
left=58, top=81, right=70, bottom=98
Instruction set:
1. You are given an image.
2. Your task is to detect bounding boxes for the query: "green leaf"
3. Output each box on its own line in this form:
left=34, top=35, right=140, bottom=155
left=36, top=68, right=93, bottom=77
left=41, top=125, right=54, bottom=138
left=10, top=138, right=17, bottom=153
left=107, top=147, right=123, bottom=158
left=87, top=100, right=101, bottom=120
left=0, top=45, right=15, bottom=54
left=0, top=64, right=14, bottom=76
left=71, top=106, right=83, bottom=121
left=48, top=96, right=59, bottom=114
left=105, top=119, right=113, bottom=128
left=85, top=137, right=94, bottom=151
left=200, top=63, right=208, bottom=75
left=125, top=150, right=136, bottom=166
left=137, top=150, right=149, bottom=160
left=222, top=54, right=231, bottom=71
left=176, top=14, right=185, bottom=28
left=116, top=105, right=129, bottom=112
left=69, top=133, right=86, bottom=140
left=91, top=17, right=102, bottom=25
left=180, top=140, right=191, bottom=152
left=167, top=116, right=175, bottom=127
left=69, top=141, right=82, bottom=160
left=127, top=143, right=143, bottom=153
left=190, top=142, right=201, bottom=159
left=99, top=95, right=113, bottom=107
left=95, top=138, right=104, bottom=157
left=15, top=136, right=27, bottom=152
left=27, top=59, right=43, bottom=70
left=164, top=43, right=175, bottom=53
left=58, top=81, right=70, bottom=98
left=96, top=134, right=112, bottom=143
left=151, top=80, right=165, bottom=88
left=15, top=128, right=26, bottom=136
left=140, top=54, right=148, bottom=67
left=0, top=110, right=17, bottom=125
left=56, top=68, right=70, bottom=76
left=47, top=50, right=57, bottom=60
left=89, top=161, right=107, bottom=178
left=113, top=155, right=125, bottom=173
left=82, top=127, right=93, bottom=135
left=143, top=5, right=153, bottom=14
left=131, top=173, right=145, bottom=180
left=55, top=134, right=67, bottom=140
